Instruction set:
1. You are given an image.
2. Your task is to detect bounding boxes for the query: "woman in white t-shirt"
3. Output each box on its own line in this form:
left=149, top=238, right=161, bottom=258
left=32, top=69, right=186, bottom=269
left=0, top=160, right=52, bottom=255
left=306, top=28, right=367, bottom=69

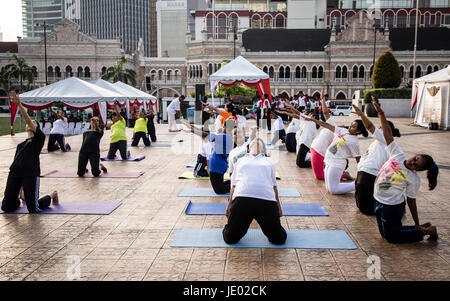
left=304, top=114, right=368, bottom=195
left=47, top=109, right=71, bottom=152
left=370, top=100, right=439, bottom=243
left=270, top=112, right=286, bottom=145
left=352, top=104, right=401, bottom=215
left=223, top=138, right=287, bottom=245
left=295, top=111, right=317, bottom=168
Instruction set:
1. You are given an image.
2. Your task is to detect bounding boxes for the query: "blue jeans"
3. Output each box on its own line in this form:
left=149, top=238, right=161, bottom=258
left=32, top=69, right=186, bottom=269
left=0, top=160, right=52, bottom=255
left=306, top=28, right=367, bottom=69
left=375, top=200, right=424, bottom=244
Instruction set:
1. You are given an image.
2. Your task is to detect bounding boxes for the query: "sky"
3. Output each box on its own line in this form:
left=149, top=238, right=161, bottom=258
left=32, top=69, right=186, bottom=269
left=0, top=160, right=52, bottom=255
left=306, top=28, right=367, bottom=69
left=0, top=0, right=23, bottom=41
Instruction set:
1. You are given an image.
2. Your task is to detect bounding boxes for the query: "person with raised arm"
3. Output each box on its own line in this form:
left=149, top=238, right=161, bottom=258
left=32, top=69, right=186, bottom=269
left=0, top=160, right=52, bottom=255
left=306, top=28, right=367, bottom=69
left=2, top=91, right=58, bottom=213
left=106, top=104, right=131, bottom=160
left=131, top=110, right=151, bottom=147
left=371, top=100, right=438, bottom=243
left=47, top=107, right=71, bottom=152
left=352, top=99, right=401, bottom=215
left=303, top=109, right=368, bottom=195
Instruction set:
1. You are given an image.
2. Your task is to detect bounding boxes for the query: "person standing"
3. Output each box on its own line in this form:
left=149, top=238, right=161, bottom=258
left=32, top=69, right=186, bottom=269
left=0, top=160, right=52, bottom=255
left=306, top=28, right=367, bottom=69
left=167, top=95, right=185, bottom=132
left=146, top=109, right=157, bottom=142
left=2, top=91, right=58, bottom=213
left=263, top=94, right=272, bottom=133
left=77, top=117, right=108, bottom=177
left=298, top=91, right=306, bottom=113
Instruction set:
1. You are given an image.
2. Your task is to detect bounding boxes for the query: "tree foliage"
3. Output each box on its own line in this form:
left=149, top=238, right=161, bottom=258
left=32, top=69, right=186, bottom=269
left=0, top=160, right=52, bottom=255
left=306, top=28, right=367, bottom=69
left=371, top=51, right=402, bottom=89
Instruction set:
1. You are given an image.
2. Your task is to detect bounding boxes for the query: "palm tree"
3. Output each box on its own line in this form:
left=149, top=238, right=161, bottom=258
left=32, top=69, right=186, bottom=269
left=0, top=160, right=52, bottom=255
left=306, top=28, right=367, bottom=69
left=101, top=55, right=137, bottom=87
left=2, top=54, right=37, bottom=92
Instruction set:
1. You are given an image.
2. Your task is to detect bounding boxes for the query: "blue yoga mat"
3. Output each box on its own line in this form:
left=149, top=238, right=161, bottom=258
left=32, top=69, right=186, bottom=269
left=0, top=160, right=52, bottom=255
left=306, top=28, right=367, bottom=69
left=0, top=202, right=121, bottom=215
left=178, top=188, right=301, bottom=198
left=155, top=139, right=184, bottom=143
left=170, top=228, right=357, bottom=249
left=185, top=201, right=328, bottom=216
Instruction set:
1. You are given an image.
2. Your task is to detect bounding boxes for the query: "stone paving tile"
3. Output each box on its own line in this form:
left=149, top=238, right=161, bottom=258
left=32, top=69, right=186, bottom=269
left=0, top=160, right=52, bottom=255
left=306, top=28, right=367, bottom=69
left=1, top=119, right=450, bottom=281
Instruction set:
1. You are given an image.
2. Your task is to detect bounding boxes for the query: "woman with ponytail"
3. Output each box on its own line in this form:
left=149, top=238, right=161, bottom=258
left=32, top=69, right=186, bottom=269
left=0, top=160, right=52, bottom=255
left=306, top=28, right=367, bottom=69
left=352, top=100, right=401, bottom=215
left=372, top=99, right=438, bottom=243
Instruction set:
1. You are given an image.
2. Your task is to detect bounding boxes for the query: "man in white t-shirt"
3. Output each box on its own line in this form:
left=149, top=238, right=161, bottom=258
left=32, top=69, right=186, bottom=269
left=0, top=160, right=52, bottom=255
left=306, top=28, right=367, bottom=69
left=167, top=95, right=185, bottom=132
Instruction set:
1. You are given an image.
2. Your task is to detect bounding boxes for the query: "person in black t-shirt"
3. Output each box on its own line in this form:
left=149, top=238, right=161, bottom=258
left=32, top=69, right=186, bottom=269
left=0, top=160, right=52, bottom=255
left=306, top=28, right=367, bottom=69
left=146, top=109, right=157, bottom=142
left=77, top=116, right=107, bottom=177
left=2, top=91, right=59, bottom=213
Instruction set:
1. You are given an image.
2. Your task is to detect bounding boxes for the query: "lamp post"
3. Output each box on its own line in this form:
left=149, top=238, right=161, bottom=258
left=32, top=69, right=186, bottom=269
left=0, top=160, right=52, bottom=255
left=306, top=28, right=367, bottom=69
left=35, top=21, right=48, bottom=86
left=372, top=19, right=380, bottom=81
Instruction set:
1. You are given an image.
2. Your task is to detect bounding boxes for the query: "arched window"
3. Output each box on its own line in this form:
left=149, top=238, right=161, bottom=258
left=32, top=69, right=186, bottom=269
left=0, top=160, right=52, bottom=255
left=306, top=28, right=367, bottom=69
left=352, top=66, right=358, bottom=80
left=31, top=66, right=38, bottom=79
left=301, top=66, right=307, bottom=79
left=209, top=63, right=213, bottom=75
left=275, top=15, right=285, bottom=28
left=151, top=70, right=157, bottom=81
left=336, top=91, right=346, bottom=99
left=200, top=66, right=203, bottom=78
left=285, top=66, right=291, bottom=80
left=295, top=66, right=301, bottom=80
left=251, top=15, right=261, bottom=28
left=409, top=66, right=414, bottom=79
left=359, top=66, right=365, bottom=81
left=167, top=70, right=172, bottom=81
left=415, top=66, right=422, bottom=79
left=342, top=66, right=348, bottom=80
left=175, top=70, right=180, bottom=80
left=229, top=14, right=238, bottom=31
left=101, top=66, right=107, bottom=75
left=400, top=66, right=404, bottom=79
left=84, top=67, right=90, bottom=78
left=206, top=14, right=214, bottom=39
left=195, top=66, right=199, bottom=78
left=48, top=66, right=54, bottom=77
left=55, top=66, right=61, bottom=78
left=263, top=66, right=268, bottom=74
left=77, top=66, right=83, bottom=78
left=433, top=65, right=439, bottom=72
left=427, top=65, right=433, bottom=75
left=279, top=66, right=285, bottom=79
left=189, top=66, right=193, bottom=79
left=318, top=66, right=324, bottom=80
left=158, top=70, right=163, bottom=80
left=335, top=66, right=342, bottom=80
left=269, top=66, right=274, bottom=79
left=65, top=66, right=73, bottom=78
left=312, top=66, right=317, bottom=79
left=217, top=14, right=227, bottom=39
left=263, top=15, right=273, bottom=28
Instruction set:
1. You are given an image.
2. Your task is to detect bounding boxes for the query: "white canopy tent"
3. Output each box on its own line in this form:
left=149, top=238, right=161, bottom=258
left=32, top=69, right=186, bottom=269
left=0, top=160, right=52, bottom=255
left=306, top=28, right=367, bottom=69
left=412, top=66, right=450, bottom=129
left=11, top=77, right=127, bottom=127
left=113, top=81, right=158, bottom=118
left=209, top=56, right=272, bottom=100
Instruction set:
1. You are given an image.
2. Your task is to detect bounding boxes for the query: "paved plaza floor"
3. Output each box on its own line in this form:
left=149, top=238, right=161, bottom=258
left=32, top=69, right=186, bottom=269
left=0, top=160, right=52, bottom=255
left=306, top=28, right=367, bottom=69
left=0, top=116, right=449, bottom=281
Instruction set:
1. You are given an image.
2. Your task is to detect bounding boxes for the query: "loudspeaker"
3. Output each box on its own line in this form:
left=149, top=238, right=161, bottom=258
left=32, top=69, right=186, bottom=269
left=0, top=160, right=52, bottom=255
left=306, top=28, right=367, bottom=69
left=195, top=84, right=205, bottom=111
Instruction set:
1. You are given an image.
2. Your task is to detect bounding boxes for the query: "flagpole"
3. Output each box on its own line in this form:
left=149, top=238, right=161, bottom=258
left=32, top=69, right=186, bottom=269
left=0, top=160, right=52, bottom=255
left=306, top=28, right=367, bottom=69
left=411, top=0, right=419, bottom=119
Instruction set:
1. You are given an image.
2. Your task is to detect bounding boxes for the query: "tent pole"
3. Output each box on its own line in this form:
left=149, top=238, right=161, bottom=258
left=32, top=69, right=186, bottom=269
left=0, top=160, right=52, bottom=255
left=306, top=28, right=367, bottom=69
left=411, top=0, right=419, bottom=119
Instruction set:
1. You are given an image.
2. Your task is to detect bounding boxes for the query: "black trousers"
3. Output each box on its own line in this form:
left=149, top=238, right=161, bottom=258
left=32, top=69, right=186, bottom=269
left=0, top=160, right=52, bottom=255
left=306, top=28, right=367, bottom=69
left=285, top=133, right=297, bottom=153
left=355, top=171, right=377, bottom=215
left=271, top=129, right=286, bottom=145
left=147, top=121, right=157, bottom=142
left=48, top=134, right=68, bottom=152
left=209, top=172, right=230, bottom=195
left=78, top=151, right=101, bottom=177
left=265, top=109, right=272, bottom=131
left=108, top=140, right=128, bottom=160
left=296, top=143, right=311, bottom=168
left=1, top=174, right=51, bottom=213
left=223, top=196, right=287, bottom=245
left=256, top=109, right=264, bottom=129
left=194, top=154, right=209, bottom=177
left=298, top=106, right=305, bottom=113
left=131, top=132, right=151, bottom=147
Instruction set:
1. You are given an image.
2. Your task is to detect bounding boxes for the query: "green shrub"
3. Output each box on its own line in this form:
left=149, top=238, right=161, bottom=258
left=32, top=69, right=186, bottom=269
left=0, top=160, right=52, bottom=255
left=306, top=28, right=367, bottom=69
left=371, top=51, right=402, bottom=88
left=363, top=88, right=412, bottom=104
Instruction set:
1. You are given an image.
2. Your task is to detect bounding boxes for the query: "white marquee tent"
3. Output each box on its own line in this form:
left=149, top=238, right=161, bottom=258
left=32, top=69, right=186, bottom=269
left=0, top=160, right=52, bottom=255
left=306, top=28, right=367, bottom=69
left=412, top=66, right=450, bottom=129
left=11, top=77, right=127, bottom=127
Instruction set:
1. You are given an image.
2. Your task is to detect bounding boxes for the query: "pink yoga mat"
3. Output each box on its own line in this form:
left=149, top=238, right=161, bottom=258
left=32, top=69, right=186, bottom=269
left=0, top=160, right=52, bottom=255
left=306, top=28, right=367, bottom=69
left=41, top=170, right=144, bottom=178
left=0, top=202, right=121, bottom=215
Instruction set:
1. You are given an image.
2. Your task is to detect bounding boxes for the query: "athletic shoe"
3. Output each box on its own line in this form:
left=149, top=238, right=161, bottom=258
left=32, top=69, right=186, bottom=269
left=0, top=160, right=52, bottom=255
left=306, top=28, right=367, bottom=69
left=100, top=164, right=108, bottom=173
left=127, top=150, right=131, bottom=159
left=51, top=191, right=59, bottom=205
left=65, top=144, right=71, bottom=152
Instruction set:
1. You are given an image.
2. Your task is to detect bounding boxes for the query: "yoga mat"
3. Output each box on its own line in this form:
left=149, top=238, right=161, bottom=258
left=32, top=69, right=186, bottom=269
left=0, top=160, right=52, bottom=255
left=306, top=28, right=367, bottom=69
left=177, top=188, right=300, bottom=198
left=178, top=171, right=281, bottom=180
left=186, top=162, right=196, bottom=168
left=101, top=155, right=146, bottom=162
left=151, top=144, right=173, bottom=147
left=154, top=139, right=184, bottom=143
left=0, top=202, right=121, bottom=215
left=184, top=201, right=328, bottom=216
left=266, top=145, right=287, bottom=151
left=41, top=148, right=106, bottom=154
left=170, top=229, right=357, bottom=249
left=157, top=132, right=190, bottom=135
left=41, top=170, right=144, bottom=178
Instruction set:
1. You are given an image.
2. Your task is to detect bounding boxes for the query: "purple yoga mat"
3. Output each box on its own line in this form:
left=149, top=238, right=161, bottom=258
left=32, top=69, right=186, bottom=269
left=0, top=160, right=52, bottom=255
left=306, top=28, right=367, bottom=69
left=41, top=148, right=107, bottom=154
left=0, top=202, right=121, bottom=215
left=151, top=144, right=173, bottom=147
left=101, top=155, right=146, bottom=162
left=41, top=170, right=144, bottom=178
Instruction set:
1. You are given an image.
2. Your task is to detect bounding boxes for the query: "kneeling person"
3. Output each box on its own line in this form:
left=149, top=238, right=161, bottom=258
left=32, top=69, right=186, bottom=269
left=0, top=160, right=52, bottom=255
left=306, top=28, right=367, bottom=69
left=77, top=117, right=107, bottom=177
left=131, top=111, right=151, bottom=147
left=223, top=139, right=287, bottom=245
